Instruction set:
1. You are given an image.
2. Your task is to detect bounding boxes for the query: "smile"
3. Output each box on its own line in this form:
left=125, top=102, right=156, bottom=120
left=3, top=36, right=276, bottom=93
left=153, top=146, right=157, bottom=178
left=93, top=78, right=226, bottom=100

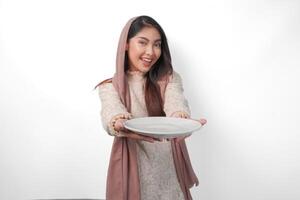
left=142, top=58, right=152, bottom=63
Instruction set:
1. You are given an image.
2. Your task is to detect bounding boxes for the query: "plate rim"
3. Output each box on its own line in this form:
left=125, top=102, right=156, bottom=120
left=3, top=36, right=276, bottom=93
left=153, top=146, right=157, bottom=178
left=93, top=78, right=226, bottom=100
left=124, top=116, right=202, bottom=135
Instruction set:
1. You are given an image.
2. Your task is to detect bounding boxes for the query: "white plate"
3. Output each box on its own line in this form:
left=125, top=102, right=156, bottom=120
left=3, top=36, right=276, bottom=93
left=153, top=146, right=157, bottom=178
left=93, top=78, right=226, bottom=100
left=124, top=117, right=202, bottom=138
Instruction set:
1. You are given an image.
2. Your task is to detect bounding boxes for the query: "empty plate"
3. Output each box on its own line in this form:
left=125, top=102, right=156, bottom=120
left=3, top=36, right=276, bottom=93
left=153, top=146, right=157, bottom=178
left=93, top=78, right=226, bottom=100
left=124, top=117, right=202, bottom=138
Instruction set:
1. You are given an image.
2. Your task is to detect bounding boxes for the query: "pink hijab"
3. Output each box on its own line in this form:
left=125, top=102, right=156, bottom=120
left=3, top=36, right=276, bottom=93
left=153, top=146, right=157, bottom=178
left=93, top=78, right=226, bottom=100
left=106, top=16, right=199, bottom=200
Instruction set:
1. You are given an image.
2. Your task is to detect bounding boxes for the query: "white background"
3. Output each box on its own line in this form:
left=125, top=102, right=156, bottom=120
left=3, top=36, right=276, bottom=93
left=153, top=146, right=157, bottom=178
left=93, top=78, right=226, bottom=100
left=1, top=0, right=300, bottom=199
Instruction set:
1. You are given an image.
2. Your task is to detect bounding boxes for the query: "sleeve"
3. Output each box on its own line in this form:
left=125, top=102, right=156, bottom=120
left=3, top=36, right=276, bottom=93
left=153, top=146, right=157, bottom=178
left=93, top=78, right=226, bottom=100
left=163, top=71, right=191, bottom=118
left=97, top=83, right=132, bottom=136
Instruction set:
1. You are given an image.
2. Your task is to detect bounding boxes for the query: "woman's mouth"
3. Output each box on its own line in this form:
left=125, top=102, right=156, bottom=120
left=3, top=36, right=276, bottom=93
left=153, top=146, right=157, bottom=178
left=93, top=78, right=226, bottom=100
left=141, top=58, right=152, bottom=67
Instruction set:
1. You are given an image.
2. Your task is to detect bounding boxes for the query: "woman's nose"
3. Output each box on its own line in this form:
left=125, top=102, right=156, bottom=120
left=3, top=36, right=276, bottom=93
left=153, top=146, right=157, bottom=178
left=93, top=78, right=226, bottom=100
left=145, top=45, right=154, bottom=56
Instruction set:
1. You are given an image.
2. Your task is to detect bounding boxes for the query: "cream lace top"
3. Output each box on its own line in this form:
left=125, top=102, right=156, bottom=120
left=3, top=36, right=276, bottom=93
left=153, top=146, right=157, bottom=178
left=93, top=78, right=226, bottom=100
left=98, top=70, right=191, bottom=200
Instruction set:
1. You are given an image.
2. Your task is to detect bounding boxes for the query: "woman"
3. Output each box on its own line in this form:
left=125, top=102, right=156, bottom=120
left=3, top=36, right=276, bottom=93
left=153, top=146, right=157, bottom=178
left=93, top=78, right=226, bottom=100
left=96, top=15, right=207, bottom=200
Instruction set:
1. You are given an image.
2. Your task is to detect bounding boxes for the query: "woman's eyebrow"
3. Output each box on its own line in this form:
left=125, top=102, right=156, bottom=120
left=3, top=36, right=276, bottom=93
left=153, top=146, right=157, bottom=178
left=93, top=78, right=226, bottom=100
left=137, top=36, right=161, bottom=42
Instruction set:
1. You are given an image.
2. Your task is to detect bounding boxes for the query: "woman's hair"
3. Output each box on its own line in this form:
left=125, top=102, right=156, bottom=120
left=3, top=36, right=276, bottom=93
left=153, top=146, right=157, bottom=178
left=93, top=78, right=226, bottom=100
left=127, top=15, right=173, bottom=116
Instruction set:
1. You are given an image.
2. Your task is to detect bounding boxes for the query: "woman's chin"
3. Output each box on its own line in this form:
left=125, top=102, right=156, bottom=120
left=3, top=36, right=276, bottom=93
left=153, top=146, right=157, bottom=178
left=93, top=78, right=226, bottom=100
left=141, top=64, right=153, bottom=72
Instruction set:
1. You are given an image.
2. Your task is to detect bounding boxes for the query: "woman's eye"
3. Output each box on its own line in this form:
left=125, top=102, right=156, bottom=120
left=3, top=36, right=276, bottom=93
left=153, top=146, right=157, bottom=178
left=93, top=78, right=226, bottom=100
left=155, top=43, right=161, bottom=48
left=139, top=41, right=147, bottom=45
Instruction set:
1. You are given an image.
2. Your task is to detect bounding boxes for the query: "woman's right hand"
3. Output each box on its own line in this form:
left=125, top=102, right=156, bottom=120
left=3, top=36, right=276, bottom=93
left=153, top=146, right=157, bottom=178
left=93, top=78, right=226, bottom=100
left=114, top=118, right=159, bottom=143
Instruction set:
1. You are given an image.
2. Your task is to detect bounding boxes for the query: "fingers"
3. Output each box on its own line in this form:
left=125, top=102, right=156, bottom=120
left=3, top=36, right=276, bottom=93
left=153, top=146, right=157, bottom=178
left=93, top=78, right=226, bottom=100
left=171, top=112, right=189, bottom=118
left=191, top=118, right=207, bottom=125
left=181, top=113, right=188, bottom=118
left=199, top=118, right=207, bottom=125
left=114, top=118, right=127, bottom=132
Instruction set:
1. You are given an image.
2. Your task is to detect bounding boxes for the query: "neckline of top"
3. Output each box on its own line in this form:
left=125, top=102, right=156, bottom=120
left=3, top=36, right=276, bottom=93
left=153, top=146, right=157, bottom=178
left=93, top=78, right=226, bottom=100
left=126, top=70, right=146, bottom=82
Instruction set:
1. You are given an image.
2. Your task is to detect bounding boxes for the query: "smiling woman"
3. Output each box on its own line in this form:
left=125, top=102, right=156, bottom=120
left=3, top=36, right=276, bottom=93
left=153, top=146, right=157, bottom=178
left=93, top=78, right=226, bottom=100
left=95, top=15, right=206, bottom=200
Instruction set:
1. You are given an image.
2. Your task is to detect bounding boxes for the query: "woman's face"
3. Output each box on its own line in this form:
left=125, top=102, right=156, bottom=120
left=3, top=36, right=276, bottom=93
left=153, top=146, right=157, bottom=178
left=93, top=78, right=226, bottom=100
left=127, top=26, right=162, bottom=73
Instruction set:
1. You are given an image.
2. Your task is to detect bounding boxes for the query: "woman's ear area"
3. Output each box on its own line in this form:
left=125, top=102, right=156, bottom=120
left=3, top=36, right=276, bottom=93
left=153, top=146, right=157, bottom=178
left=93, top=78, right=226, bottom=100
left=125, top=43, right=129, bottom=51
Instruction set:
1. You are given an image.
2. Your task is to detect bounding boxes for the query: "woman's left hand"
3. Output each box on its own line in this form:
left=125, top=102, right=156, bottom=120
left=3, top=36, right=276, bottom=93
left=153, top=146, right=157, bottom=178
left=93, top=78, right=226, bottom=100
left=196, top=118, right=207, bottom=126
left=175, top=118, right=207, bottom=143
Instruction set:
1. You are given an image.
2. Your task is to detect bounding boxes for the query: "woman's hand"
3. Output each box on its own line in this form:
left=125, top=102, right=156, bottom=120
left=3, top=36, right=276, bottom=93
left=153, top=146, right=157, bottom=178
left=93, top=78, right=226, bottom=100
left=195, top=118, right=207, bottom=126
left=170, top=112, right=207, bottom=125
left=114, top=118, right=160, bottom=143
left=175, top=117, right=207, bottom=143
